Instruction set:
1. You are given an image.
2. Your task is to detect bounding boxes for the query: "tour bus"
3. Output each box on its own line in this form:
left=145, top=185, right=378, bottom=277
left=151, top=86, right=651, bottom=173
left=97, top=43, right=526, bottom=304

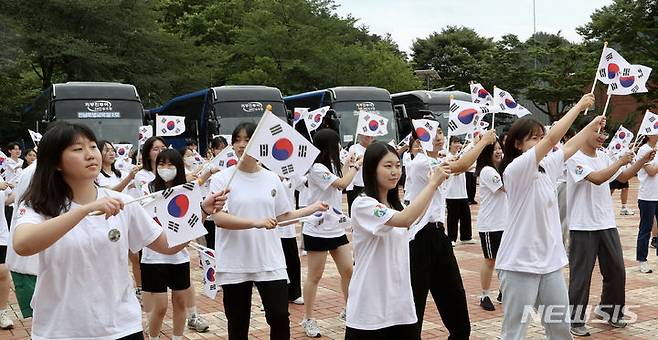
left=23, top=82, right=145, bottom=146
left=283, top=86, right=398, bottom=145
left=146, top=85, right=287, bottom=152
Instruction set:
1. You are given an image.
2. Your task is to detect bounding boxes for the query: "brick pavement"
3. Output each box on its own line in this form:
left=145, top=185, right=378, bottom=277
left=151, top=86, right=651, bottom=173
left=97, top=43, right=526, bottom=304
left=1, top=179, right=657, bottom=339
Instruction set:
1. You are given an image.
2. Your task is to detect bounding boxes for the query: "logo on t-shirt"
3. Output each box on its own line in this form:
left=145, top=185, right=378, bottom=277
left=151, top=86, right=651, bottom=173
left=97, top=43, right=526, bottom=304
left=18, top=207, right=26, bottom=216
left=373, top=204, right=387, bottom=218
left=322, top=172, right=332, bottom=181
left=271, top=189, right=277, bottom=197
left=492, top=175, right=501, bottom=184
left=575, top=165, right=584, bottom=175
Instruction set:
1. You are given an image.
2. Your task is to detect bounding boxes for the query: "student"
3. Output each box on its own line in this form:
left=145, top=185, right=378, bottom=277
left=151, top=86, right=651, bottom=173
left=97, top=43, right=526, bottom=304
left=401, top=140, right=421, bottom=205
left=406, top=126, right=495, bottom=339
left=202, top=136, right=228, bottom=250
left=21, top=149, right=37, bottom=169
left=445, top=137, right=475, bottom=245
left=346, top=142, right=449, bottom=339
left=3, top=142, right=23, bottom=184
left=0, top=182, right=14, bottom=329
left=300, top=129, right=361, bottom=337
left=635, top=134, right=658, bottom=273
left=141, top=149, right=218, bottom=339
left=566, top=122, right=655, bottom=336
left=97, top=140, right=140, bottom=192
left=12, top=122, right=201, bottom=340
left=209, top=122, right=328, bottom=340
left=346, top=134, right=374, bottom=214
left=495, top=93, right=596, bottom=339
left=475, top=138, right=506, bottom=312
left=278, top=174, right=306, bottom=306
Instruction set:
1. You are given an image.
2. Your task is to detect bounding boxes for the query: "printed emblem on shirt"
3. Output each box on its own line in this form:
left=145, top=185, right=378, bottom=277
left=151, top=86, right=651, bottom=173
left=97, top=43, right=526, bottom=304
left=373, top=204, right=387, bottom=218
left=18, top=207, right=26, bottom=216
left=271, top=189, right=277, bottom=197
left=492, top=175, right=501, bottom=184
left=322, top=172, right=332, bottom=181
left=575, top=165, right=584, bottom=175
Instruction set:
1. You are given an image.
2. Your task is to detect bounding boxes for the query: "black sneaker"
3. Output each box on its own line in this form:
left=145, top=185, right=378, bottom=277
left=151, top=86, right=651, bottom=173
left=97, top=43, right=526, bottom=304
left=497, top=291, right=502, bottom=303
left=650, top=237, right=657, bottom=249
left=480, top=296, right=495, bottom=311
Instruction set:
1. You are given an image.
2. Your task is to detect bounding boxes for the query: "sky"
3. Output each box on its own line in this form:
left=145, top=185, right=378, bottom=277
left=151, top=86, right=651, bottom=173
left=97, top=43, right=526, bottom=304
left=332, top=0, right=613, bottom=55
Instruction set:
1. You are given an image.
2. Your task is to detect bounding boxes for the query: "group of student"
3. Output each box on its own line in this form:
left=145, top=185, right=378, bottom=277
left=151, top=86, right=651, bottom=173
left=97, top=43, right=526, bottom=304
left=0, top=90, right=656, bottom=339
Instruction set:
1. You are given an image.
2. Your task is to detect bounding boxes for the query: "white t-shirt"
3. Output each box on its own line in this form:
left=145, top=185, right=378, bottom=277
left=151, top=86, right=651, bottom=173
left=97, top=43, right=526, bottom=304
left=476, top=166, right=507, bottom=232
left=209, top=167, right=292, bottom=285
left=140, top=183, right=189, bottom=265
left=636, top=144, right=658, bottom=201
left=0, top=188, right=10, bottom=246
left=131, top=169, right=155, bottom=198
left=445, top=153, right=467, bottom=199
left=495, top=147, right=568, bottom=274
left=276, top=176, right=306, bottom=239
left=346, top=196, right=417, bottom=330
left=566, top=150, right=620, bottom=231
left=347, top=143, right=366, bottom=189
left=302, top=163, right=346, bottom=238
left=6, top=162, right=39, bottom=275
left=3, top=158, right=23, bottom=184
left=405, top=153, right=447, bottom=240
left=402, top=152, right=413, bottom=201
left=16, top=188, right=162, bottom=340
left=97, top=170, right=127, bottom=191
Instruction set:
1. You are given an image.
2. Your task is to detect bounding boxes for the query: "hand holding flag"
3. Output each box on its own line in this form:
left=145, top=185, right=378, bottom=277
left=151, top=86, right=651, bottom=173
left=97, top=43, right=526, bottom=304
left=147, top=182, right=207, bottom=247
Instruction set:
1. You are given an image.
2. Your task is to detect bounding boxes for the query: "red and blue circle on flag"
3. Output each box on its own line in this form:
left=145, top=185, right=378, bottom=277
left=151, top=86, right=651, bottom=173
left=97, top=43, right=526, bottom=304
left=226, top=158, right=238, bottom=167
left=166, top=121, right=176, bottom=130
left=293, top=110, right=302, bottom=121
left=314, top=114, right=322, bottom=123
left=206, top=267, right=215, bottom=281
left=478, top=89, right=490, bottom=99
left=615, top=143, right=622, bottom=150
left=619, top=76, right=635, bottom=88
left=272, top=138, right=294, bottom=161
left=368, top=120, right=379, bottom=131
left=415, top=127, right=431, bottom=142
left=607, top=63, right=620, bottom=79
left=457, top=109, right=477, bottom=124
left=167, top=194, right=190, bottom=218
left=117, top=147, right=126, bottom=156
left=618, top=131, right=626, bottom=139
left=505, top=99, right=518, bottom=109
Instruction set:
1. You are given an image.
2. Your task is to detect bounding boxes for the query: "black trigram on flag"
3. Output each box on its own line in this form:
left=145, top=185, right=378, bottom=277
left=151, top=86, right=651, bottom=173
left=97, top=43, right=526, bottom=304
left=481, top=106, right=490, bottom=114
left=183, top=182, right=195, bottom=191
left=270, top=124, right=283, bottom=135
left=622, top=68, right=631, bottom=76
left=605, top=53, right=613, bottom=61
left=499, top=104, right=506, bottom=111
left=610, top=83, right=619, bottom=90
left=361, top=126, right=368, bottom=133
left=168, top=221, right=180, bottom=232
left=187, top=213, right=199, bottom=226
left=638, top=68, right=645, bottom=78
left=498, top=91, right=506, bottom=98
left=260, top=144, right=269, bottom=157
left=449, top=103, right=459, bottom=112
left=448, top=120, right=458, bottom=132
left=631, top=85, right=639, bottom=93
left=424, top=122, right=433, bottom=130
left=162, top=188, right=174, bottom=199
left=281, top=164, right=295, bottom=175
left=649, top=117, right=656, bottom=123
left=298, top=145, right=307, bottom=158
left=599, top=68, right=606, bottom=78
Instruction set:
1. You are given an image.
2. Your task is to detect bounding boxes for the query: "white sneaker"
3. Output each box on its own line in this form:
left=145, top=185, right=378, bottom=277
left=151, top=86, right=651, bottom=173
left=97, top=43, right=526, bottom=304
left=301, top=250, right=308, bottom=256
left=291, top=297, right=304, bottom=305
left=451, top=241, right=456, bottom=247
left=620, top=207, right=635, bottom=216
left=300, top=318, right=321, bottom=337
left=0, top=309, right=13, bottom=329
left=639, top=261, right=653, bottom=273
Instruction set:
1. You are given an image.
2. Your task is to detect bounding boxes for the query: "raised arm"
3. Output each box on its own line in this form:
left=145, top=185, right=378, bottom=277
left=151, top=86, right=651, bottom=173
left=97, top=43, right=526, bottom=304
left=585, top=153, right=633, bottom=185
left=448, top=130, right=496, bottom=174
left=617, top=149, right=656, bottom=182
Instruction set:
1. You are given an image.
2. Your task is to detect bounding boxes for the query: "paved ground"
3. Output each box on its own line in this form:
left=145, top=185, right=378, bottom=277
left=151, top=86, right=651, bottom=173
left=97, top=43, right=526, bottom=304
left=2, top=179, right=657, bottom=339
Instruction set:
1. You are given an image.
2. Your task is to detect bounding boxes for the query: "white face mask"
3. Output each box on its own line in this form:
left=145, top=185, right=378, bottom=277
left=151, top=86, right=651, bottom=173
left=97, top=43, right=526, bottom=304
left=157, top=168, right=177, bottom=182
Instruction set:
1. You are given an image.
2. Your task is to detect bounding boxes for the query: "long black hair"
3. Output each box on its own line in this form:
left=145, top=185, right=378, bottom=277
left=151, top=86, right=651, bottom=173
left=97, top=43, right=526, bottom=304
left=313, top=129, right=342, bottom=176
left=500, top=117, right=545, bottom=175
left=97, top=140, right=122, bottom=178
left=150, top=149, right=187, bottom=192
left=23, top=122, right=98, bottom=217
left=231, top=122, right=257, bottom=145
left=21, top=148, right=36, bottom=169
left=362, top=142, right=403, bottom=211
left=475, top=139, right=500, bottom=177
left=141, top=136, right=166, bottom=172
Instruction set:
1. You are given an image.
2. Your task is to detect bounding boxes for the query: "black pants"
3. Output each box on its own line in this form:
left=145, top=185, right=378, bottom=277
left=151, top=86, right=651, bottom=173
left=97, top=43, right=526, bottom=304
left=446, top=199, right=472, bottom=242
left=345, top=323, right=418, bottom=340
left=4, top=206, right=12, bottom=229
left=465, top=172, right=476, bottom=203
left=346, top=185, right=363, bottom=216
left=203, top=220, right=215, bottom=250
left=118, top=331, right=144, bottom=340
left=222, top=280, right=290, bottom=340
left=569, top=229, right=626, bottom=326
left=410, top=222, right=470, bottom=339
left=280, top=237, right=301, bottom=300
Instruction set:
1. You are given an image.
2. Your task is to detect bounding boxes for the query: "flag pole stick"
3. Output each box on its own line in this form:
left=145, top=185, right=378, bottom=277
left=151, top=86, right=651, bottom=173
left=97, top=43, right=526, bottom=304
left=87, top=183, right=189, bottom=216
left=491, top=86, right=496, bottom=129
left=585, top=41, right=608, bottom=115
left=597, top=92, right=612, bottom=134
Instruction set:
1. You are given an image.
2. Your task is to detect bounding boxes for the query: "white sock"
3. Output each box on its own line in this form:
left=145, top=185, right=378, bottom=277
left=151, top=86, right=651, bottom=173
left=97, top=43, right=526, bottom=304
left=187, top=306, right=197, bottom=319
left=149, top=336, right=159, bottom=340
left=172, top=336, right=183, bottom=340
left=622, top=204, right=627, bottom=209
left=481, top=290, right=489, bottom=298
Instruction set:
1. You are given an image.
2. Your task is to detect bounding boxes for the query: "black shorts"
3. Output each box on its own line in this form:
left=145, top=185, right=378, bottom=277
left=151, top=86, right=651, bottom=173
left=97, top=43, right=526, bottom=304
left=140, top=262, right=191, bottom=293
left=303, top=234, right=349, bottom=252
left=0, top=246, right=6, bottom=264
left=609, top=179, right=629, bottom=190
left=479, top=231, right=503, bottom=259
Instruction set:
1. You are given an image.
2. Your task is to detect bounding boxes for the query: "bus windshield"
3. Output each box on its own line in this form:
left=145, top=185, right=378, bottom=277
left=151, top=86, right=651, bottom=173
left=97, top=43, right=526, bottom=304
left=332, top=101, right=397, bottom=144
left=213, top=101, right=287, bottom=135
